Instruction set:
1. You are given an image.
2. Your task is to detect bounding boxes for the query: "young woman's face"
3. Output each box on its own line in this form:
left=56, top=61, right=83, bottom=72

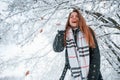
left=69, top=12, right=79, bottom=28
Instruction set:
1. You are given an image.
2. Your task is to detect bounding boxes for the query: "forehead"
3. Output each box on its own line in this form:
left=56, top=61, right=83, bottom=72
left=70, top=12, right=78, bottom=16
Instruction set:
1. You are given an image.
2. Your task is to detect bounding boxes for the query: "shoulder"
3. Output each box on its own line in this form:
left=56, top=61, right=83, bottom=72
left=89, top=27, right=94, bottom=33
left=88, top=27, right=96, bottom=37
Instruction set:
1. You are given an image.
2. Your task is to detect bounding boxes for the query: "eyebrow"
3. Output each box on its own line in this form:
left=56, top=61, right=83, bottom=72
left=70, top=14, right=78, bottom=17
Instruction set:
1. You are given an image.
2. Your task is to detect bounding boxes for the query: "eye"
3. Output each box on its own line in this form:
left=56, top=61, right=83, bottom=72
left=75, top=14, right=78, bottom=18
left=70, top=15, right=73, bottom=18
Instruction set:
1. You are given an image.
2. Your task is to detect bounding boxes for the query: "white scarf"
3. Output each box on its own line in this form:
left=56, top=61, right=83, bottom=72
left=66, top=28, right=89, bottom=80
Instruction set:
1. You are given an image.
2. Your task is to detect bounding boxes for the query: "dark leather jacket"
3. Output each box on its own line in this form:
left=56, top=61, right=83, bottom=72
left=53, top=28, right=103, bottom=80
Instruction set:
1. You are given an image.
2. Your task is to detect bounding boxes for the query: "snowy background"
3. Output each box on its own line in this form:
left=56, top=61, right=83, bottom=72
left=0, top=0, right=120, bottom=80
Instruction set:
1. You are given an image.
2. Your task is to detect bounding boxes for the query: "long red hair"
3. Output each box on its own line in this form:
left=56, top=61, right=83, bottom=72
left=64, top=9, right=96, bottom=48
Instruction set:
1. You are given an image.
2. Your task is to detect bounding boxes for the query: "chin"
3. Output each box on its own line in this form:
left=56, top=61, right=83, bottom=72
left=71, top=25, right=78, bottom=28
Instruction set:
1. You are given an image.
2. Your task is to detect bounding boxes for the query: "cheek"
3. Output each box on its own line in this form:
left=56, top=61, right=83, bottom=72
left=69, top=19, right=72, bottom=24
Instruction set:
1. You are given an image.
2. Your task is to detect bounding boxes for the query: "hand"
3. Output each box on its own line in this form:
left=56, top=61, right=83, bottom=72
left=58, top=30, right=64, bottom=35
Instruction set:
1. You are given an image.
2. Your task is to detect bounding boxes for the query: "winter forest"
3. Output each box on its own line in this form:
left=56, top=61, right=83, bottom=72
left=0, top=0, right=120, bottom=80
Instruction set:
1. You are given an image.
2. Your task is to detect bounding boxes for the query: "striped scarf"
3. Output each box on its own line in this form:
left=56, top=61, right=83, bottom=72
left=66, top=28, right=89, bottom=80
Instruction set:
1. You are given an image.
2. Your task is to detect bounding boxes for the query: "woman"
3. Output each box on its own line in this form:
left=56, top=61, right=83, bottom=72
left=53, top=9, right=103, bottom=80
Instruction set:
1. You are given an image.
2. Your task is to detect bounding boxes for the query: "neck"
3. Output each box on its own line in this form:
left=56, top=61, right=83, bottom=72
left=69, top=26, right=79, bottom=30
left=71, top=26, right=79, bottom=30
left=73, top=28, right=78, bottom=30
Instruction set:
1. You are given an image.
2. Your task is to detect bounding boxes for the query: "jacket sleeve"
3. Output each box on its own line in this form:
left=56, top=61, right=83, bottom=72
left=53, top=30, right=65, bottom=52
left=87, top=28, right=100, bottom=80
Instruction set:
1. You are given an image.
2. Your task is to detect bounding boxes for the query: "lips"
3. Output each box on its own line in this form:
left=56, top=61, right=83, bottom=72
left=72, top=21, right=77, bottom=23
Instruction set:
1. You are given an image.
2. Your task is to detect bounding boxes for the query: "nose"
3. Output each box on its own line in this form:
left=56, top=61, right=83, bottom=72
left=72, top=16, right=78, bottom=19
